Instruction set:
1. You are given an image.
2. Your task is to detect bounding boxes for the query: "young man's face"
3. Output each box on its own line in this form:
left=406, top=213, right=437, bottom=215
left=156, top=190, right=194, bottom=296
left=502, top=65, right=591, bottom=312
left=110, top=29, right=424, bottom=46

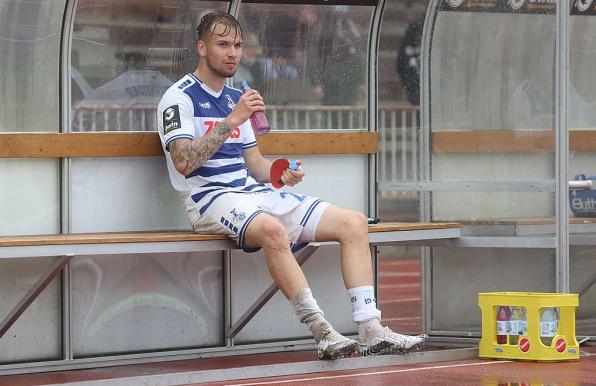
left=199, top=23, right=242, bottom=79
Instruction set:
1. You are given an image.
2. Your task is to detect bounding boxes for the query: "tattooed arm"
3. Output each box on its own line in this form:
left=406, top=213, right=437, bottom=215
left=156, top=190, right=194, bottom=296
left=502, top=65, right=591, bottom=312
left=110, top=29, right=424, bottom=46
left=169, top=88, right=264, bottom=177
left=170, top=118, right=235, bottom=176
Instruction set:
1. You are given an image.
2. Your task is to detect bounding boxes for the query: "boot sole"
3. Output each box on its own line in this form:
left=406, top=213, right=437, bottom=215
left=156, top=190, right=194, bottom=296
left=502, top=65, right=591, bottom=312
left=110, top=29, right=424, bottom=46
left=318, top=341, right=360, bottom=360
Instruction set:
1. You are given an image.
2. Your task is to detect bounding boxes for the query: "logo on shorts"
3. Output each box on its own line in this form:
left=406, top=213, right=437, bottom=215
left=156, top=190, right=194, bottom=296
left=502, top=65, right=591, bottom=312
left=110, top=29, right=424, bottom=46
left=230, top=208, right=246, bottom=222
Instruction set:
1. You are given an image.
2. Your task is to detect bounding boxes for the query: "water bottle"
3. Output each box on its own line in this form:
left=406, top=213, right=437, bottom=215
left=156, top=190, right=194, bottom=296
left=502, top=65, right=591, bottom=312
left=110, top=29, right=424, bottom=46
left=496, top=305, right=511, bottom=344
left=240, top=80, right=270, bottom=136
left=540, top=307, right=559, bottom=346
left=509, top=306, right=527, bottom=345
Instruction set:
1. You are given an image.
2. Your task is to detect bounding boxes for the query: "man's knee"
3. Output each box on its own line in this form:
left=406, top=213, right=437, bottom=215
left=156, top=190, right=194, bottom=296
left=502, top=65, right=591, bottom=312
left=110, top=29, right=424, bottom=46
left=342, top=211, right=368, bottom=240
left=253, top=215, right=290, bottom=248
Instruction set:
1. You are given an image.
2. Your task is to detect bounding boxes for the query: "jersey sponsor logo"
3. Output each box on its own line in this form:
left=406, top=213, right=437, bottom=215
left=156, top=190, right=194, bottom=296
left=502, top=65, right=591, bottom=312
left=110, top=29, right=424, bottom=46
left=204, top=120, right=240, bottom=139
left=163, top=105, right=181, bottom=134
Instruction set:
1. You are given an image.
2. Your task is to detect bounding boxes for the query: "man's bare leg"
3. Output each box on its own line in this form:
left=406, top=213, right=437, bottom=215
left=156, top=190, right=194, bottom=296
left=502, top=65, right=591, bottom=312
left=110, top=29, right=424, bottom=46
left=243, top=212, right=307, bottom=299
left=243, top=212, right=359, bottom=359
left=315, top=205, right=428, bottom=355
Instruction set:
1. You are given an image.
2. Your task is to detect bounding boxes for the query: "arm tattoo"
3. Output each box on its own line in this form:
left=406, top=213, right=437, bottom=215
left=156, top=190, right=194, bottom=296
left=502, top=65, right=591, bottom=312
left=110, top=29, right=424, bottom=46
left=171, top=119, right=233, bottom=175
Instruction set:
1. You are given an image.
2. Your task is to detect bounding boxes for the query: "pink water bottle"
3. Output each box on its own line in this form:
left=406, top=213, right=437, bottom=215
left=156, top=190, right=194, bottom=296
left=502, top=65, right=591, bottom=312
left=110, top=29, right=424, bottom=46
left=240, top=80, right=270, bottom=136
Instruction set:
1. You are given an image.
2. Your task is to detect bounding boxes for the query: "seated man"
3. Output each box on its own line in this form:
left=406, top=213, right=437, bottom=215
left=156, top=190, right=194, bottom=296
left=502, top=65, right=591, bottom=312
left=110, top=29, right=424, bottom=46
left=157, top=11, right=427, bottom=360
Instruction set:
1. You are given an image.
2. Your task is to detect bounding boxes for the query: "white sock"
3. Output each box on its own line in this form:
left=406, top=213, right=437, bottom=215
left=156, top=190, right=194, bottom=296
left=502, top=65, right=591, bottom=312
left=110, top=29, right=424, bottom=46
left=348, top=285, right=382, bottom=324
left=290, top=288, right=325, bottom=331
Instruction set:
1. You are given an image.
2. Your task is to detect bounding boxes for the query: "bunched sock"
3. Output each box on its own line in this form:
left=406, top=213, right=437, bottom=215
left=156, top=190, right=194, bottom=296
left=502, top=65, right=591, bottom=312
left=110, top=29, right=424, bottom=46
left=310, top=319, right=360, bottom=360
left=291, top=288, right=359, bottom=360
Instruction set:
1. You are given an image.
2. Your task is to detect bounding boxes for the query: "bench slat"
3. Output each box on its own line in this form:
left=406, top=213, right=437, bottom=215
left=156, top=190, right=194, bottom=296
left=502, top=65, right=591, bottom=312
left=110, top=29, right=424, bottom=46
left=0, top=131, right=378, bottom=158
left=0, top=222, right=460, bottom=248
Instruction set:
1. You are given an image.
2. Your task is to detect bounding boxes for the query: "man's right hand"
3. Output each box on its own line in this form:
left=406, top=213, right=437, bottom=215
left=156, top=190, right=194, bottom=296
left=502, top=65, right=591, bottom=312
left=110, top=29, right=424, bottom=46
left=228, top=89, right=265, bottom=128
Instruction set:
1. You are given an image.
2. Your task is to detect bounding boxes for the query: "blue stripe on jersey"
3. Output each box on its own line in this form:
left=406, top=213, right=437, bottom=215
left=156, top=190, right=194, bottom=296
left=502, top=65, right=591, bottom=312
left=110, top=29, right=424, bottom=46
left=164, top=134, right=195, bottom=151
left=243, top=141, right=257, bottom=149
left=243, top=183, right=269, bottom=191
left=211, top=143, right=243, bottom=159
left=186, top=162, right=246, bottom=179
left=202, top=177, right=247, bottom=189
left=190, top=183, right=270, bottom=204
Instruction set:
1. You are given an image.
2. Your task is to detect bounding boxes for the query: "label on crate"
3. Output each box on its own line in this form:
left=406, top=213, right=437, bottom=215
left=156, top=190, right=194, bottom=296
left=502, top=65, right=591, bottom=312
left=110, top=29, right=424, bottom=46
left=519, top=337, right=530, bottom=352
left=555, top=337, right=567, bottom=353
left=496, top=320, right=510, bottom=335
left=540, top=320, right=558, bottom=337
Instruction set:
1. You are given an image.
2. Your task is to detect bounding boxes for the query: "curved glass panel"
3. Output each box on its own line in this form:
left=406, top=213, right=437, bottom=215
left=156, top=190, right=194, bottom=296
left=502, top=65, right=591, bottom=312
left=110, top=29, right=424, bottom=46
left=69, top=0, right=229, bottom=233
left=237, top=2, right=373, bottom=130
left=428, top=2, right=556, bottom=222
left=0, top=1, right=64, bottom=236
left=569, top=5, right=596, bottom=338
left=376, top=0, right=429, bottom=336
left=0, top=0, right=64, bottom=133
left=71, top=0, right=228, bottom=132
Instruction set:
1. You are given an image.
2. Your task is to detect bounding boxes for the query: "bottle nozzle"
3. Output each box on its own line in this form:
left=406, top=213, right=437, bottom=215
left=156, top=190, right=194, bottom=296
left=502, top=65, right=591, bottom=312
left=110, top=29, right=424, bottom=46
left=240, top=80, right=250, bottom=91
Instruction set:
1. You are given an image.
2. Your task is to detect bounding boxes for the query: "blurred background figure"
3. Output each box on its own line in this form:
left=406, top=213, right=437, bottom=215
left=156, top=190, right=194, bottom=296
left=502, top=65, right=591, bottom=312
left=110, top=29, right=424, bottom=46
left=396, top=17, right=424, bottom=106
left=232, top=31, right=267, bottom=93
left=320, top=5, right=365, bottom=106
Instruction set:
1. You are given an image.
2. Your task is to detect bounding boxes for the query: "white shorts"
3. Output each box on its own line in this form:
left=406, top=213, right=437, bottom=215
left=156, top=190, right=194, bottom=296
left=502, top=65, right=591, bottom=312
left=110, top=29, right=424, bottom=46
left=187, top=190, right=329, bottom=251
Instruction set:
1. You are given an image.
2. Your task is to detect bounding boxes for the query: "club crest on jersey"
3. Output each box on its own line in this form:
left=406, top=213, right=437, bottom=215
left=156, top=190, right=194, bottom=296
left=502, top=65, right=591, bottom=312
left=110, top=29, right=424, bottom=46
left=225, top=94, right=236, bottom=110
left=163, top=105, right=181, bottom=134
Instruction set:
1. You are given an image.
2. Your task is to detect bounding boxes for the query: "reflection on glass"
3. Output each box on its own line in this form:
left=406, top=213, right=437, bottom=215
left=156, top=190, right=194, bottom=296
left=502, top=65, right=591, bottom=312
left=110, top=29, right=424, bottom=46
left=237, top=3, right=373, bottom=130
left=0, top=1, right=64, bottom=133
left=70, top=0, right=228, bottom=132
left=71, top=253, right=223, bottom=354
left=0, top=2, right=64, bottom=236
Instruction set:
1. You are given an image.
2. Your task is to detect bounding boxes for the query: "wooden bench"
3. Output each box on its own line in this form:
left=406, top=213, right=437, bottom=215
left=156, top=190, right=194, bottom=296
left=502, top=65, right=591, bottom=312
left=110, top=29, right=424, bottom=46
left=0, top=129, right=461, bottom=368
left=0, top=222, right=461, bottom=341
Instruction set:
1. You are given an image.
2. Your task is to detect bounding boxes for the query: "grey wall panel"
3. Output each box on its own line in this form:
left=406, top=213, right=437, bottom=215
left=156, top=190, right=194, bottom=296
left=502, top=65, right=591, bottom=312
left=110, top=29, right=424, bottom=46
left=70, top=157, right=189, bottom=233
left=71, top=252, right=222, bottom=356
left=0, top=258, right=62, bottom=364
left=0, top=159, right=60, bottom=236
left=431, top=247, right=556, bottom=333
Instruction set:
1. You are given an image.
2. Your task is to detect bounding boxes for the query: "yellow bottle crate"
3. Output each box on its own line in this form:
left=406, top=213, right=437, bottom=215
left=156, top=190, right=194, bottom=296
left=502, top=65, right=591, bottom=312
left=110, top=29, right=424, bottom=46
left=478, top=292, right=579, bottom=361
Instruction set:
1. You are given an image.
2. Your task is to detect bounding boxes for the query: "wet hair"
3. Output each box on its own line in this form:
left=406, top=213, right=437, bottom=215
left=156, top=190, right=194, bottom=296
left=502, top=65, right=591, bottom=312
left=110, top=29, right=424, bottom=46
left=197, top=11, right=242, bottom=42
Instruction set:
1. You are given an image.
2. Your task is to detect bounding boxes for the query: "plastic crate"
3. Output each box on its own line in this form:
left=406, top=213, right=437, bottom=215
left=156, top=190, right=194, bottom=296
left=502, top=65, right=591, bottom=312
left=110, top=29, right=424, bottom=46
left=478, top=292, right=579, bottom=361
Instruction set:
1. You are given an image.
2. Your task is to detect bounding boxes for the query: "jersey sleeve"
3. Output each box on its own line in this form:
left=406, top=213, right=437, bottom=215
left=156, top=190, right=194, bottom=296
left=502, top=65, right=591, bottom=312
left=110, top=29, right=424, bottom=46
left=157, top=89, right=195, bottom=152
left=241, top=119, right=257, bottom=150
